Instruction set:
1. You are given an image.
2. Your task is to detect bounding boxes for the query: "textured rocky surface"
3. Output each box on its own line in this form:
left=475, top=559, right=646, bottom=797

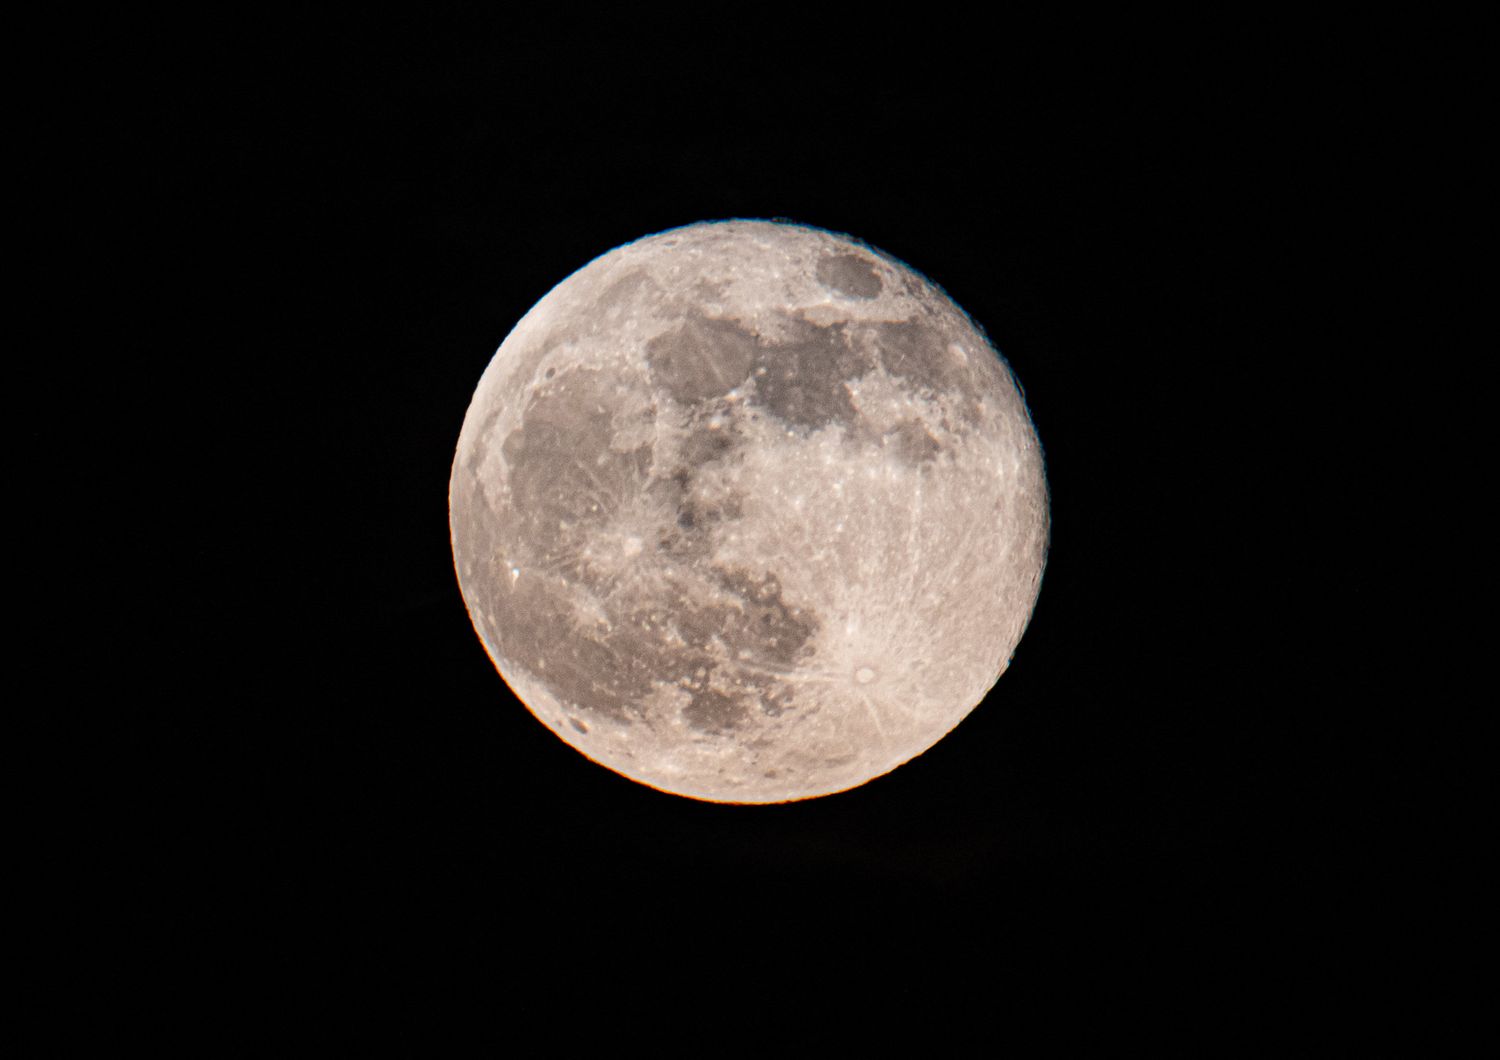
left=450, top=221, right=1048, bottom=802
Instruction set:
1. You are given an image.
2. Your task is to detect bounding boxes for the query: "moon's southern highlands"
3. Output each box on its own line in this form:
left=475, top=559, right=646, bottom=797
left=450, top=221, right=1048, bottom=802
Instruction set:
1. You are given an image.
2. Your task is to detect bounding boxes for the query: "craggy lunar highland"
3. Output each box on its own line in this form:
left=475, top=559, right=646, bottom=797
left=450, top=221, right=1048, bottom=803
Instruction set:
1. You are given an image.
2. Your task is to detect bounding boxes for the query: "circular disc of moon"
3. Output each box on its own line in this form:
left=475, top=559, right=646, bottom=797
left=450, top=220, right=1048, bottom=803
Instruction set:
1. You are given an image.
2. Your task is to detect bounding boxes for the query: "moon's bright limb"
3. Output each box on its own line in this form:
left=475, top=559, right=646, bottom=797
left=450, top=220, right=1049, bottom=803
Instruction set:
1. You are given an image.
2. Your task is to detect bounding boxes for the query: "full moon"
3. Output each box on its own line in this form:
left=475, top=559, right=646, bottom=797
left=450, top=220, right=1048, bottom=802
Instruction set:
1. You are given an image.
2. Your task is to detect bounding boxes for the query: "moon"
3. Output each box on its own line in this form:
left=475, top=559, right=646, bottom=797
left=449, top=220, right=1048, bottom=803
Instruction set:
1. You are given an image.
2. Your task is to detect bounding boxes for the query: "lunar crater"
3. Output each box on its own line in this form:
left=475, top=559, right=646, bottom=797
left=816, top=253, right=883, bottom=299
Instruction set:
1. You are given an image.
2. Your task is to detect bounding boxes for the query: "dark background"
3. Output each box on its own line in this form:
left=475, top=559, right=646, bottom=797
left=103, top=13, right=1398, bottom=1026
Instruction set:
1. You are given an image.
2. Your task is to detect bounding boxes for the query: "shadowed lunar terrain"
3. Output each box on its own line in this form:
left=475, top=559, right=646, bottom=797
left=450, top=221, right=1048, bottom=802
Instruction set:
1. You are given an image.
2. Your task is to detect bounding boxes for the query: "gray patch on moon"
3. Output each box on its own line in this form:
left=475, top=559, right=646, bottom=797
left=676, top=420, right=738, bottom=470
left=471, top=356, right=820, bottom=735
left=816, top=253, right=882, bottom=299
left=648, top=309, right=875, bottom=433
left=645, top=315, right=759, bottom=404
left=880, top=420, right=943, bottom=464
left=865, top=318, right=964, bottom=397
left=450, top=219, right=1049, bottom=803
left=681, top=688, right=747, bottom=734
left=747, top=314, right=872, bottom=431
left=501, top=369, right=652, bottom=554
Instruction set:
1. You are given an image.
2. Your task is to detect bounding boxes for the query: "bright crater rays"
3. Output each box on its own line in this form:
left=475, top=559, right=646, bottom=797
left=449, top=220, right=1048, bottom=803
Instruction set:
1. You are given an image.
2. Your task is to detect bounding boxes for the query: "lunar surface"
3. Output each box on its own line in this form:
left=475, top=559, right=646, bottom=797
left=449, top=220, right=1048, bottom=802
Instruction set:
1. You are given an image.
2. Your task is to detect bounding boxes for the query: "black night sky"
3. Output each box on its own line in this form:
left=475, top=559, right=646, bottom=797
left=122, top=13, right=1397, bottom=1031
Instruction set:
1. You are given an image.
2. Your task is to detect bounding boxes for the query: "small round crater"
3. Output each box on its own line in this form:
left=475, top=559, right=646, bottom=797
left=854, top=666, right=876, bottom=685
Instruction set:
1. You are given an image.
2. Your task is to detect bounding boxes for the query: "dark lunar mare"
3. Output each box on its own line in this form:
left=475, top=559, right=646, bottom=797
left=456, top=303, right=998, bottom=738
left=456, top=360, right=821, bottom=733
left=646, top=309, right=976, bottom=435
left=814, top=253, right=882, bottom=299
